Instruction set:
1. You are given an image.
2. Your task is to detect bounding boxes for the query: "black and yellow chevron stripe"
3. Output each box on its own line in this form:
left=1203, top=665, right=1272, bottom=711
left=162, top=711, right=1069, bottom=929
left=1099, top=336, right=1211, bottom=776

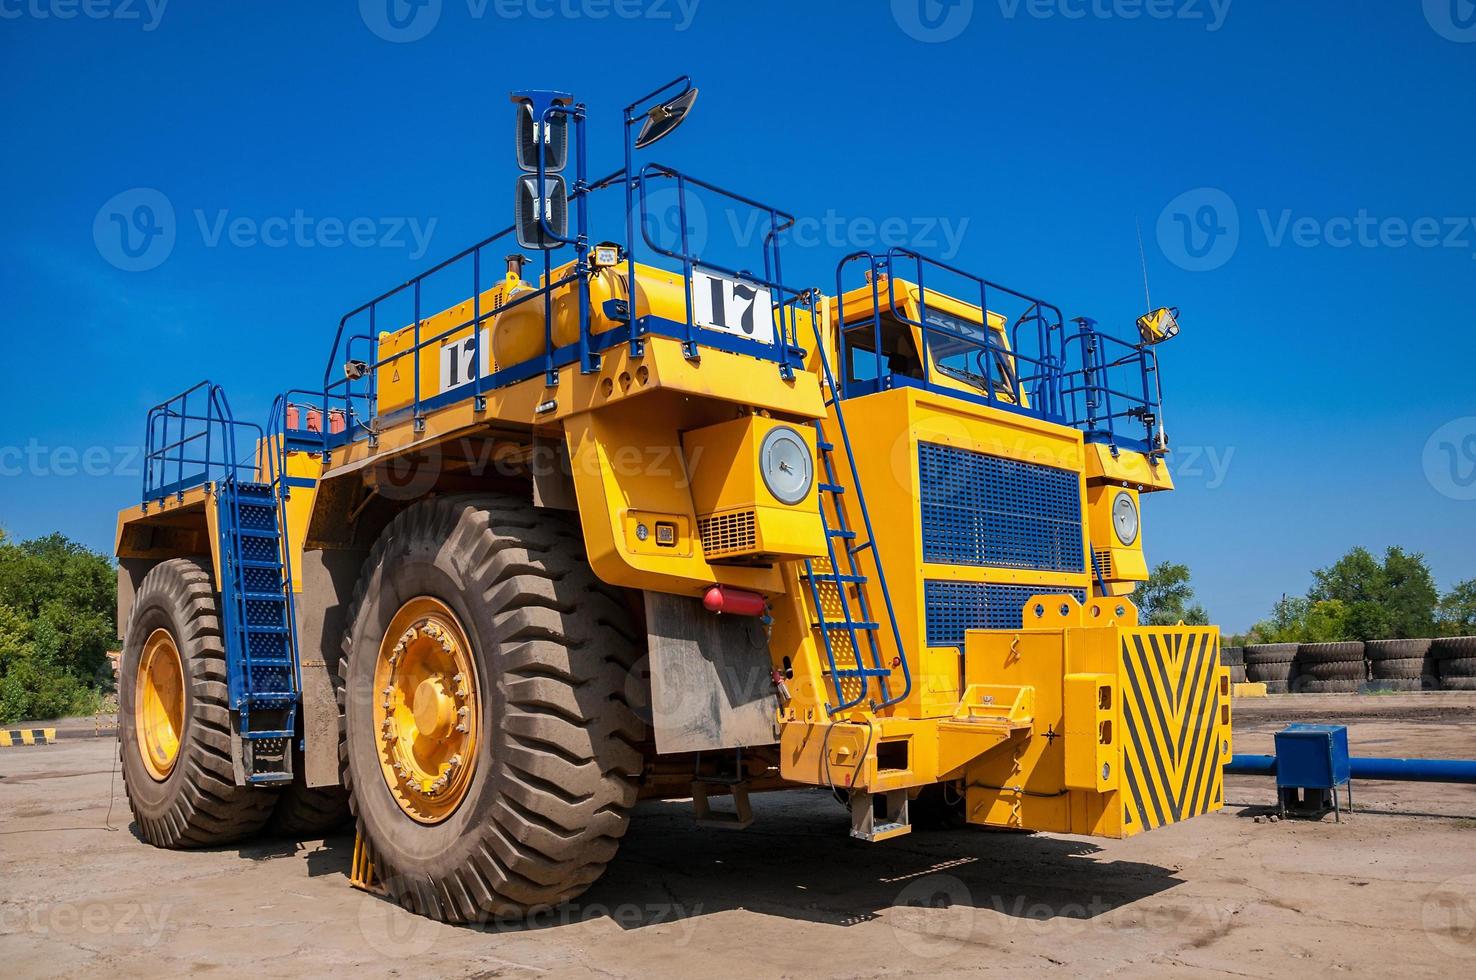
left=0, top=728, right=57, bottom=747
left=1119, top=629, right=1223, bottom=833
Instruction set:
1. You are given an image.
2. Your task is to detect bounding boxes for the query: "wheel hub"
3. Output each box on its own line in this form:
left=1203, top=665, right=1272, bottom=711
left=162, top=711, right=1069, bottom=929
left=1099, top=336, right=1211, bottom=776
left=136, top=628, right=185, bottom=781
left=372, top=597, right=479, bottom=824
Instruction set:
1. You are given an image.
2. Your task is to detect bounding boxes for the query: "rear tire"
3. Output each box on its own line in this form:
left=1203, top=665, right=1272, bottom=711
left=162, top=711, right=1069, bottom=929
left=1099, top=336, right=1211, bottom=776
left=119, top=558, right=278, bottom=847
left=337, top=494, right=646, bottom=922
left=267, top=746, right=351, bottom=838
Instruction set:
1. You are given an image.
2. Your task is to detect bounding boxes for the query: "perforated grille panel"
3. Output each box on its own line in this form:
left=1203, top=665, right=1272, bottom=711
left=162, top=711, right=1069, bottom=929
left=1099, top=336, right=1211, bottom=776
left=699, top=510, right=757, bottom=558
left=918, top=442, right=1084, bottom=573
left=924, top=580, right=1087, bottom=648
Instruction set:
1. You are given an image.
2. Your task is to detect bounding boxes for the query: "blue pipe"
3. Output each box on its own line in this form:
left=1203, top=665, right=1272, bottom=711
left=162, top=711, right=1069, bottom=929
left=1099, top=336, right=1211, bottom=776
left=1228, top=754, right=1476, bottom=784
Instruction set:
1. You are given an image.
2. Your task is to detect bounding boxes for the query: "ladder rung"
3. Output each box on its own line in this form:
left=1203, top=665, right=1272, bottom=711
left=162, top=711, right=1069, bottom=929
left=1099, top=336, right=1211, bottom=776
left=244, top=657, right=293, bottom=665
left=243, top=730, right=295, bottom=740
left=814, top=620, right=880, bottom=631
left=240, top=559, right=282, bottom=570
left=816, top=440, right=834, bottom=452
left=806, top=572, right=866, bottom=584
left=243, top=591, right=284, bottom=601
left=849, top=540, right=874, bottom=554
left=828, top=667, right=893, bottom=679
left=819, top=483, right=846, bottom=494
left=243, top=625, right=290, bottom=635
left=827, top=529, right=857, bottom=540
left=235, top=528, right=279, bottom=539
left=248, top=773, right=293, bottom=785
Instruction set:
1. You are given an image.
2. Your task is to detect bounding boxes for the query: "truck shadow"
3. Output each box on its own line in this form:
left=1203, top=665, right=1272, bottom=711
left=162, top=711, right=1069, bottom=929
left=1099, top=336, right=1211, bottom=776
left=566, top=792, right=1184, bottom=930
left=234, top=789, right=1185, bottom=932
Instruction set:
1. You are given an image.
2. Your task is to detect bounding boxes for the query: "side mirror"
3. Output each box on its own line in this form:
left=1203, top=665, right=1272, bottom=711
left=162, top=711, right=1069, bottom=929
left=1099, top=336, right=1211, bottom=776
left=514, top=173, right=568, bottom=250
left=634, top=87, right=698, bottom=149
left=514, top=101, right=568, bottom=173
left=1136, top=307, right=1181, bottom=346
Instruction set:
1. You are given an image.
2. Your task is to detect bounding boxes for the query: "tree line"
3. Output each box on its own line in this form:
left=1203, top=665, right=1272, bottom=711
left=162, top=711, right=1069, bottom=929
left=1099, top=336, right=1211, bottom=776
left=0, top=530, right=115, bottom=724
left=1137, top=547, right=1476, bottom=645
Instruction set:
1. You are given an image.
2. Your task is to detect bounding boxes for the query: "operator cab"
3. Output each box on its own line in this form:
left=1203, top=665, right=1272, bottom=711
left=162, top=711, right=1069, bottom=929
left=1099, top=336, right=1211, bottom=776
left=838, top=278, right=1022, bottom=406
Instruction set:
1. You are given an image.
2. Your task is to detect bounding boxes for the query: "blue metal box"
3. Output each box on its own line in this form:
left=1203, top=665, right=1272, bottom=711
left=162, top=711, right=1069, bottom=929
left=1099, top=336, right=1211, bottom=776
left=1274, top=723, right=1351, bottom=790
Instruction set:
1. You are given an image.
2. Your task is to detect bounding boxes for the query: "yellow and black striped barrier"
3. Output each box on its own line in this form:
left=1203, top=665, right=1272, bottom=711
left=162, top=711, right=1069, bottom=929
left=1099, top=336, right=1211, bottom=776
left=0, top=728, right=58, bottom=747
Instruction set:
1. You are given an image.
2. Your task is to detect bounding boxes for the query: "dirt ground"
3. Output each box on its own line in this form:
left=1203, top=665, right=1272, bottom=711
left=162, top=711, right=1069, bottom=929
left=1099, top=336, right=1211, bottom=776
left=3, top=693, right=1475, bottom=978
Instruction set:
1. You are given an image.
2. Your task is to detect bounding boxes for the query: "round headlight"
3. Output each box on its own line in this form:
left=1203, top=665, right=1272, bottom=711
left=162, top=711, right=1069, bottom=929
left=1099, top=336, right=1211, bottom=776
left=759, top=426, right=814, bottom=505
left=1112, top=490, right=1139, bottom=546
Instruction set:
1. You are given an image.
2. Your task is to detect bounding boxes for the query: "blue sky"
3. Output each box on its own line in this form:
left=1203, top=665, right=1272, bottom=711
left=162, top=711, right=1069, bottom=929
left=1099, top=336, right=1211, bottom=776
left=2, top=1, right=1473, bottom=630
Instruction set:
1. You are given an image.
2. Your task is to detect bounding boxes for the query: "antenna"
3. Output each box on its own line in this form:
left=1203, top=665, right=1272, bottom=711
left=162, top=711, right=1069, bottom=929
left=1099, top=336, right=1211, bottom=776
left=1136, top=216, right=1152, bottom=310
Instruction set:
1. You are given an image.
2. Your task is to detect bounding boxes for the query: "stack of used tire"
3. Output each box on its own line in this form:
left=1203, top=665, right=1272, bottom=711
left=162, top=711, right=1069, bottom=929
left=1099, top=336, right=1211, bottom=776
left=1364, top=638, right=1434, bottom=692
left=1432, top=636, right=1476, bottom=691
left=1294, top=641, right=1366, bottom=694
left=1220, top=646, right=1247, bottom=684
left=1244, top=643, right=1298, bottom=693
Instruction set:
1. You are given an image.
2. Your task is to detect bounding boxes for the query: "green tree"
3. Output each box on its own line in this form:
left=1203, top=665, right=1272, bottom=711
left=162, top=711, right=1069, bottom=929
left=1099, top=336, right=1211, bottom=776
left=1438, top=579, right=1476, bottom=637
left=1136, top=561, right=1210, bottom=626
left=1309, top=546, right=1437, bottom=640
left=0, top=532, right=114, bottom=723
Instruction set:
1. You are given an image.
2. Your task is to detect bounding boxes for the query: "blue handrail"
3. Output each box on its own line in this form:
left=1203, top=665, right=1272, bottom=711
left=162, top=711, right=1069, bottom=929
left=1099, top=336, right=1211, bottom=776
left=143, top=381, right=265, bottom=505
left=832, top=249, right=1166, bottom=456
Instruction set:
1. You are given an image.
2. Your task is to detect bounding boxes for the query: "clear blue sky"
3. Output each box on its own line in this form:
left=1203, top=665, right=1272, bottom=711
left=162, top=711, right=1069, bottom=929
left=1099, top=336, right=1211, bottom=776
left=3, top=1, right=1474, bottom=631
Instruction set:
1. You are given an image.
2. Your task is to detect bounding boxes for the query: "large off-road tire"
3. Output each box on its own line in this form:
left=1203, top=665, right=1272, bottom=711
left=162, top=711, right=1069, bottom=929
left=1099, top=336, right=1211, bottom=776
left=1431, top=637, right=1476, bottom=661
left=1296, top=641, right=1365, bottom=665
left=266, top=746, right=352, bottom=838
left=1370, top=657, right=1430, bottom=681
left=1365, top=638, right=1432, bottom=661
left=1298, top=659, right=1367, bottom=682
left=1229, top=664, right=1247, bottom=685
left=1365, top=678, right=1423, bottom=693
left=1245, top=643, right=1298, bottom=665
left=119, top=558, right=278, bottom=847
left=1438, top=657, right=1476, bottom=680
left=1220, top=646, right=1245, bottom=667
left=338, top=495, right=646, bottom=922
left=1295, top=678, right=1360, bottom=695
left=1246, top=661, right=1295, bottom=684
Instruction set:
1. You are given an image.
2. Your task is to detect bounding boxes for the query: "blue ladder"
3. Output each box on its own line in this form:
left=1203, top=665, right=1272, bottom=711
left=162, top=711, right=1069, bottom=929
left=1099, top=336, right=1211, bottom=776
left=217, top=479, right=299, bottom=785
left=802, top=317, right=913, bottom=714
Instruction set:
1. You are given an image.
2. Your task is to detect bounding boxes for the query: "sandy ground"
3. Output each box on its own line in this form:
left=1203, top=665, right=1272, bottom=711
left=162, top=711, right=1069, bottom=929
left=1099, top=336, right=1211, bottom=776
left=2, top=693, right=1475, bottom=979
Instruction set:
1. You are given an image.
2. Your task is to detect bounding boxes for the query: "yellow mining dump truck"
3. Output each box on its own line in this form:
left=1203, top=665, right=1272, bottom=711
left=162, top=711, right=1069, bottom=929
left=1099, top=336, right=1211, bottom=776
left=113, top=79, right=1228, bottom=921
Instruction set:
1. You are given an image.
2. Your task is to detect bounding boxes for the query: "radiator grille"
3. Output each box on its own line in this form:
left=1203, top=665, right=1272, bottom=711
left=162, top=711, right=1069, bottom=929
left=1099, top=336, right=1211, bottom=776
left=918, top=442, right=1084, bottom=573
left=699, top=510, right=757, bottom=558
left=924, top=580, right=1088, bottom=648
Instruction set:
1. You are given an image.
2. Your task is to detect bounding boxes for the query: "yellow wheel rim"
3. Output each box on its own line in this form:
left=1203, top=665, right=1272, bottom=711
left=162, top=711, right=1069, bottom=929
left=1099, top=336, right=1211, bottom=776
left=136, top=628, right=185, bottom=781
left=372, top=597, right=480, bottom=824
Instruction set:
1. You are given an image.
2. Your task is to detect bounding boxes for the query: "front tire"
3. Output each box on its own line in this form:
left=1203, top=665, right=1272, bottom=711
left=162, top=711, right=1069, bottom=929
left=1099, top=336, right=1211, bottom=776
left=119, top=558, right=278, bottom=847
left=338, top=495, right=646, bottom=921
